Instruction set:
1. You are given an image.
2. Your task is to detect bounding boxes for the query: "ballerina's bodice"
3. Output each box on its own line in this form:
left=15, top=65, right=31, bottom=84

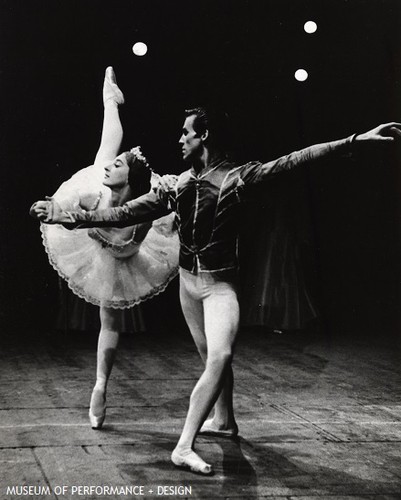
left=85, top=191, right=151, bottom=259
left=88, top=227, right=149, bottom=259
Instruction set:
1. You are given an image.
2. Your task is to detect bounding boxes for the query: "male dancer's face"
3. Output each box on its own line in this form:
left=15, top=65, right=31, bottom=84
left=179, top=115, right=203, bottom=162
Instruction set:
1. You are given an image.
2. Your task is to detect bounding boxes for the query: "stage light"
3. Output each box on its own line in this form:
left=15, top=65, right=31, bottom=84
left=132, top=42, right=148, bottom=56
left=304, top=21, right=317, bottom=34
left=295, top=69, right=308, bottom=81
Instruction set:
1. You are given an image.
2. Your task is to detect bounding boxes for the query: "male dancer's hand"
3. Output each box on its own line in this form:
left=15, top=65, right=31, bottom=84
left=355, top=122, right=401, bottom=143
left=29, top=200, right=51, bottom=221
left=29, top=198, right=64, bottom=223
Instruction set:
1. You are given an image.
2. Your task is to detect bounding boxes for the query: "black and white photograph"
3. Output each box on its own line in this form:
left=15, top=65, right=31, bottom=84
left=0, top=0, right=400, bottom=498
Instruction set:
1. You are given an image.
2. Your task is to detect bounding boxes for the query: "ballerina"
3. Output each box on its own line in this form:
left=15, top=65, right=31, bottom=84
left=30, top=67, right=179, bottom=429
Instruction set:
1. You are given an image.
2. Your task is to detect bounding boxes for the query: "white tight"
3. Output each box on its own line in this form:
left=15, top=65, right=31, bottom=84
left=93, top=307, right=122, bottom=392
left=177, top=268, right=240, bottom=450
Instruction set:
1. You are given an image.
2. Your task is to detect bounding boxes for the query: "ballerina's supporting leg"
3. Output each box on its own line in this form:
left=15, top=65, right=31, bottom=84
left=89, top=307, right=122, bottom=429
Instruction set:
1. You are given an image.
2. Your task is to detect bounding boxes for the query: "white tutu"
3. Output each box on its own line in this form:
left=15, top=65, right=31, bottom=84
left=40, top=164, right=179, bottom=309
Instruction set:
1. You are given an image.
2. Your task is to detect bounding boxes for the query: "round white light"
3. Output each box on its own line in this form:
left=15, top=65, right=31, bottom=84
left=304, top=21, right=317, bottom=34
left=295, top=69, right=308, bottom=82
left=132, top=42, right=148, bottom=56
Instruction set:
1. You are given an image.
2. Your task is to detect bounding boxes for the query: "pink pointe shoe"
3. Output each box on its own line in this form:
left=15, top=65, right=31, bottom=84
left=89, top=389, right=106, bottom=430
left=103, top=66, right=125, bottom=105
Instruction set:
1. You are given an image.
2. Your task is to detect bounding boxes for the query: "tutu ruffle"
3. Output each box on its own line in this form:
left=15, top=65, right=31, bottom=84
left=40, top=164, right=179, bottom=309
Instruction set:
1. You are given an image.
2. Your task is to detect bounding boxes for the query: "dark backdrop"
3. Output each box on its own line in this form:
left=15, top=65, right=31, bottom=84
left=0, top=0, right=400, bottom=341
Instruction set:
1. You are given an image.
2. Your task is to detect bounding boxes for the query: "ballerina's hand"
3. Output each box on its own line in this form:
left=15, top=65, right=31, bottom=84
left=156, top=174, right=178, bottom=194
left=151, top=173, right=178, bottom=198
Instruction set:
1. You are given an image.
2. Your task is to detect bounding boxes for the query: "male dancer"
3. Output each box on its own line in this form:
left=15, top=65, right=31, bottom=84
left=32, top=110, right=401, bottom=474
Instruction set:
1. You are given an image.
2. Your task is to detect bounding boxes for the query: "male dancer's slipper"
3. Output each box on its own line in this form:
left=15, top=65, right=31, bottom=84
left=171, top=449, right=213, bottom=475
left=198, top=419, right=239, bottom=438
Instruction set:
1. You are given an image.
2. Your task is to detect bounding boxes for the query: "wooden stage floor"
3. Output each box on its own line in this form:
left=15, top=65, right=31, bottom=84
left=0, top=327, right=400, bottom=499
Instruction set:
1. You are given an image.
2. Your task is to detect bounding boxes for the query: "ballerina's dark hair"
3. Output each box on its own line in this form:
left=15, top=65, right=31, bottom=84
left=124, top=147, right=151, bottom=199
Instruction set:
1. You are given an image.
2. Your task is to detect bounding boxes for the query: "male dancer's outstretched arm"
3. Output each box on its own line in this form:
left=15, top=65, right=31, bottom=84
left=245, top=122, right=401, bottom=184
left=30, top=176, right=173, bottom=226
left=32, top=122, right=401, bottom=226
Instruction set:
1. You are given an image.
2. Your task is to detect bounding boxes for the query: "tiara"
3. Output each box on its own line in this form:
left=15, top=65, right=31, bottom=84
left=129, top=146, right=151, bottom=169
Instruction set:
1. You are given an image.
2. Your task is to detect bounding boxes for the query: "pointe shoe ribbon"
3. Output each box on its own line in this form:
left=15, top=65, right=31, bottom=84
left=171, top=450, right=213, bottom=475
left=103, top=66, right=125, bottom=105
